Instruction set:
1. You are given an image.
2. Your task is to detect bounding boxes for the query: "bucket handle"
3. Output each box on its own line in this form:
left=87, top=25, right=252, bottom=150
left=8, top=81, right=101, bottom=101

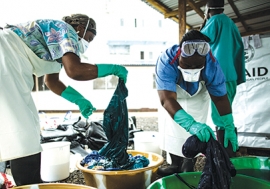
left=174, top=173, right=196, bottom=189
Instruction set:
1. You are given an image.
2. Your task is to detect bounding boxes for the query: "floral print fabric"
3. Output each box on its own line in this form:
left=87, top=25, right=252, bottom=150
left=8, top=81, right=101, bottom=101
left=7, top=19, right=80, bottom=63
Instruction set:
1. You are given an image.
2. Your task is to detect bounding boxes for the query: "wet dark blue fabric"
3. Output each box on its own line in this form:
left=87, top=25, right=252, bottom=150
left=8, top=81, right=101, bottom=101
left=80, top=79, right=150, bottom=170
left=98, top=79, right=129, bottom=165
left=80, top=150, right=149, bottom=171
left=182, top=136, right=236, bottom=189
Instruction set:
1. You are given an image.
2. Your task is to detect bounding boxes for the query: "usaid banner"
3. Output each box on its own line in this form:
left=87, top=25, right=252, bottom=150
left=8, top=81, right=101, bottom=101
left=233, top=35, right=270, bottom=148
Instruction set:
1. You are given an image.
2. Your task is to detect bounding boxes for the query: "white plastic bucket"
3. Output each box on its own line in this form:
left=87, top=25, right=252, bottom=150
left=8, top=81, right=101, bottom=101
left=41, top=141, right=71, bottom=182
left=133, top=131, right=162, bottom=155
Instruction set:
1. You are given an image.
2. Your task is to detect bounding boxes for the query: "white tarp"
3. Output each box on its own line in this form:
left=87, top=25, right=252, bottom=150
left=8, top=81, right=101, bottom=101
left=233, top=34, right=270, bottom=148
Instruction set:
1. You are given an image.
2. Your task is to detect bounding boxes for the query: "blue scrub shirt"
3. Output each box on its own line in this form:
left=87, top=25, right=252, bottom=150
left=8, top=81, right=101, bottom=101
left=155, top=45, right=227, bottom=96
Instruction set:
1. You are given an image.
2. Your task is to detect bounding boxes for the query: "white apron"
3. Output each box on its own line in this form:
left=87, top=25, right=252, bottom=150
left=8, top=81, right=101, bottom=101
left=158, top=82, right=210, bottom=157
left=0, top=29, right=61, bottom=161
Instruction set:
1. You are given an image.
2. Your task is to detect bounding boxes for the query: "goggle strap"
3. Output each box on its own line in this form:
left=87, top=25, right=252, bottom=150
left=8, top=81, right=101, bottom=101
left=170, top=48, right=181, bottom=65
left=201, top=43, right=206, bottom=53
left=82, top=19, right=90, bottom=38
left=209, top=50, right=216, bottom=62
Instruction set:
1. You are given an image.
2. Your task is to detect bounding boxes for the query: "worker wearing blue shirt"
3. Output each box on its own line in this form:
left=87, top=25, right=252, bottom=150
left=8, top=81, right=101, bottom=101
left=156, top=30, right=238, bottom=177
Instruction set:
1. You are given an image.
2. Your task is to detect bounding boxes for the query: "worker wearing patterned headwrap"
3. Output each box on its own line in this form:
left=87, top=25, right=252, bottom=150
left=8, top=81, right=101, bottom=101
left=201, top=0, right=245, bottom=157
left=0, top=14, right=127, bottom=186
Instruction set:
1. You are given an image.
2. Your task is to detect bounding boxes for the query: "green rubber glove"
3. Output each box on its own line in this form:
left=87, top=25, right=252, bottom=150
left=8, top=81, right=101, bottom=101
left=61, top=86, right=96, bottom=119
left=97, top=64, right=128, bottom=83
left=220, top=114, right=238, bottom=152
left=174, top=109, right=216, bottom=142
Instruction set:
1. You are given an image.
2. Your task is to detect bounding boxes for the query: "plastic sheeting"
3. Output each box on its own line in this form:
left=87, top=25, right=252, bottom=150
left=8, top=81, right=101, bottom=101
left=233, top=34, right=270, bottom=148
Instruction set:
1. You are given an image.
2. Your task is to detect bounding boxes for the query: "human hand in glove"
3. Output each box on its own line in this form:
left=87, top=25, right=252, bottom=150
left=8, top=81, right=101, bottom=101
left=96, top=64, right=128, bottom=83
left=220, top=114, right=238, bottom=152
left=61, top=86, right=96, bottom=119
left=174, top=109, right=216, bottom=142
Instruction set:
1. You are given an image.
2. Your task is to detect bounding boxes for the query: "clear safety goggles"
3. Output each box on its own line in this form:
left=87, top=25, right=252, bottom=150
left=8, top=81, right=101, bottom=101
left=181, top=40, right=210, bottom=57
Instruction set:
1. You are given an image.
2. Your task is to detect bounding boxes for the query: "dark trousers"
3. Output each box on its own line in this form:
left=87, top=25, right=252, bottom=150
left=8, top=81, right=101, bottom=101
left=10, top=153, right=42, bottom=186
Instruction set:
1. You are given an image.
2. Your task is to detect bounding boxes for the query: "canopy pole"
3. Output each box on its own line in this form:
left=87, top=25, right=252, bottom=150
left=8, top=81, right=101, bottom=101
left=178, top=0, right=186, bottom=42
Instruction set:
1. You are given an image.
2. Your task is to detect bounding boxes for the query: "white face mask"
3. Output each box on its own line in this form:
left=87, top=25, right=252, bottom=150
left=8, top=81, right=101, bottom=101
left=78, top=19, right=90, bottom=54
left=78, top=38, right=89, bottom=54
left=178, top=66, right=204, bottom=82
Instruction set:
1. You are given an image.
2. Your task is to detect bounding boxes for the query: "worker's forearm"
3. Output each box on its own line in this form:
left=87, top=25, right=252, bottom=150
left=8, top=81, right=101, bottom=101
left=44, top=74, right=66, bottom=95
left=163, top=98, right=182, bottom=118
left=158, top=90, right=182, bottom=118
left=61, top=52, right=98, bottom=81
left=211, top=94, right=232, bottom=116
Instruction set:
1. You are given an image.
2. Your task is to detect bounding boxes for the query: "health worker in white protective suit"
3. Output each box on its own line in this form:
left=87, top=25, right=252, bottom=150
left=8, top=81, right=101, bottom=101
left=0, top=14, right=127, bottom=186
left=155, top=30, right=238, bottom=177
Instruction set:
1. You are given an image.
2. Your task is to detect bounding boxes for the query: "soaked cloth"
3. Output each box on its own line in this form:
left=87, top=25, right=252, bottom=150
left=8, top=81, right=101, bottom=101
left=6, top=19, right=81, bottom=63
left=182, top=136, right=236, bottom=189
left=99, top=79, right=149, bottom=169
left=0, top=29, right=61, bottom=161
left=81, top=80, right=150, bottom=170
left=80, top=151, right=149, bottom=171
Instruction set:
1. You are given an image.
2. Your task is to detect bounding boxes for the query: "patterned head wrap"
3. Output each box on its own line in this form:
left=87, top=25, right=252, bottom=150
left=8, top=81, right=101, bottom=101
left=62, top=14, right=96, bottom=35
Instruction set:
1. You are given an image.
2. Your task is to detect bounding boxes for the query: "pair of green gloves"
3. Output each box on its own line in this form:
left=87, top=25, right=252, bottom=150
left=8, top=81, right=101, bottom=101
left=61, top=64, right=128, bottom=119
left=174, top=109, right=238, bottom=152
